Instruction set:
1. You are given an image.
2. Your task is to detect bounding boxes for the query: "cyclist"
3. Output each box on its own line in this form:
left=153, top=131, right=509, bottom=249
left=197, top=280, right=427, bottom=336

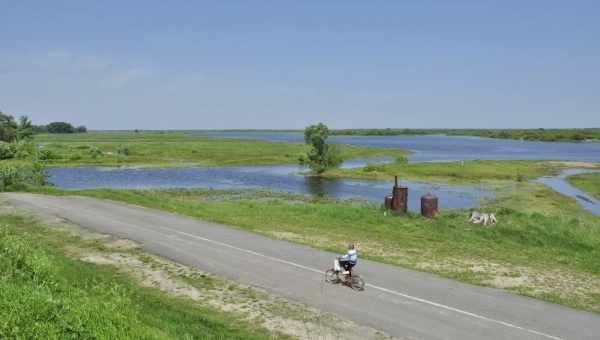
left=337, top=243, right=358, bottom=275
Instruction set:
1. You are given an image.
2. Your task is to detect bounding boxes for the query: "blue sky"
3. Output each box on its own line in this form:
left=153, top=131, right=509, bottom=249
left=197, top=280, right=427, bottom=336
left=1, top=1, right=598, bottom=129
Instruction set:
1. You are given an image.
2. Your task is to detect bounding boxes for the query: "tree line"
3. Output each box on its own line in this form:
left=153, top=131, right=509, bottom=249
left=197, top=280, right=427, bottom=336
left=331, top=128, right=600, bottom=142
left=0, top=110, right=86, bottom=143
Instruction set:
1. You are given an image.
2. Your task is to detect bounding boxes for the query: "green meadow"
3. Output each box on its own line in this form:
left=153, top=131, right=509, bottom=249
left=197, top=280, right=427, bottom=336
left=568, top=173, right=600, bottom=199
left=34, top=131, right=410, bottom=167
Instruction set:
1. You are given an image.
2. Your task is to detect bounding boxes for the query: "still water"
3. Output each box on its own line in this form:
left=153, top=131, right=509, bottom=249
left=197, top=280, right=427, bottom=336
left=536, top=169, right=600, bottom=216
left=48, top=133, right=600, bottom=214
left=48, top=159, right=493, bottom=211
left=190, top=131, right=600, bottom=162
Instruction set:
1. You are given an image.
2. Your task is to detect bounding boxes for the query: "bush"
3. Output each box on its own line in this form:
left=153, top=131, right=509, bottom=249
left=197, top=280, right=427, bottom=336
left=37, top=149, right=57, bottom=161
left=117, top=145, right=130, bottom=156
left=394, top=156, right=408, bottom=164
left=0, top=164, right=21, bottom=190
left=13, top=140, right=35, bottom=159
left=0, top=161, right=48, bottom=191
left=363, top=162, right=385, bottom=172
left=0, top=142, right=15, bottom=160
left=88, top=146, right=103, bottom=159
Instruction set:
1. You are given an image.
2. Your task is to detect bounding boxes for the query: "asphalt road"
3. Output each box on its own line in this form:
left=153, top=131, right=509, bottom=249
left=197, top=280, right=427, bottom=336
left=3, top=193, right=599, bottom=340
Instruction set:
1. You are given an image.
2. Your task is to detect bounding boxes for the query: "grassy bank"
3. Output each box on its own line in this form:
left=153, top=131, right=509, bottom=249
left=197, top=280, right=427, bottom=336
left=324, top=159, right=563, bottom=183
left=29, top=184, right=600, bottom=312
left=568, top=173, right=600, bottom=199
left=33, top=131, right=410, bottom=167
left=0, top=213, right=283, bottom=339
left=331, top=128, right=600, bottom=142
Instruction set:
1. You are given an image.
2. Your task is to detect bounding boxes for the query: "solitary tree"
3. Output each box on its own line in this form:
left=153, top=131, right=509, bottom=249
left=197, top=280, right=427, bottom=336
left=46, top=122, right=75, bottom=134
left=300, top=123, right=342, bottom=174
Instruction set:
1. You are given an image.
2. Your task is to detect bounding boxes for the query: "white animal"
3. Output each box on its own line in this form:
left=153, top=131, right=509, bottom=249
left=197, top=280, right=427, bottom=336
left=468, top=210, right=497, bottom=226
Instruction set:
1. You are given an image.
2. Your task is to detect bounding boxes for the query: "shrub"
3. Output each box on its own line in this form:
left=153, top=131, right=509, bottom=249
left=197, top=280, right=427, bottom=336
left=13, top=140, right=35, bottom=159
left=0, top=164, right=21, bottom=190
left=37, top=149, right=56, bottom=161
left=0, top=161, right=48, bottom=191
left=0, top=142, right=15, bottom=160
left=88, top=146, right=103, bottom=159
left=394, top=156, right=408, bottom=164
left=363, top=162, right=385, bottom=172
left=117, top=145, right=130, bottom=156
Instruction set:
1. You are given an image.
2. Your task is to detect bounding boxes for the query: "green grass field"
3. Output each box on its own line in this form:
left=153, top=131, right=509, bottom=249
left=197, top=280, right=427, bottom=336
left=0, top=213, right=285, bottom=339
left=568, top=173, right=600, bottom=199
left=29, top=183, right=600, bottom=313
left=325, top=159, right=564, bottom=183
left=34, top=131, right=410, bottom=167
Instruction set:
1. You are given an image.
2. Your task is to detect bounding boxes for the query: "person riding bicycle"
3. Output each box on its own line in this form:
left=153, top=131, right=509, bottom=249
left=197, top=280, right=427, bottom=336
left=337, top=244, right=358, bottom=275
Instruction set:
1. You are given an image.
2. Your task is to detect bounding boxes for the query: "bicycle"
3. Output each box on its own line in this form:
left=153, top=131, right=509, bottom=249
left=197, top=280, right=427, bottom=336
left=325, top=259, right=365, bottom=291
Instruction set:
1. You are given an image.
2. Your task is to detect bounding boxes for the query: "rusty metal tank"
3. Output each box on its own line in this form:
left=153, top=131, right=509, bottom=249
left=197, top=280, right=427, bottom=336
left=421, top=192, right=438, bottom=218
left=391, top=176, right=408, bottom=214
left=384, top=195, right=393, bottom=210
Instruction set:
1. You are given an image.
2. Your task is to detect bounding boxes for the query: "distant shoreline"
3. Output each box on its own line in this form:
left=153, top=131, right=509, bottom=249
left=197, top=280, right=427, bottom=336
left=85, top=128, right=600, bottom=143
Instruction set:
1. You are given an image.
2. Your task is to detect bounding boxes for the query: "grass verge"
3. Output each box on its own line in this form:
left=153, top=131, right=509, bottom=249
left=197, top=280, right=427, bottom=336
left=0, top=212, right=286, bottom=339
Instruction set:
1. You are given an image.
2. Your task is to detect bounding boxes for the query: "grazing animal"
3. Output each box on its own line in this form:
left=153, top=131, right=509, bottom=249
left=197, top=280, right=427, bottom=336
left=468, top=210, right=497, bottom=226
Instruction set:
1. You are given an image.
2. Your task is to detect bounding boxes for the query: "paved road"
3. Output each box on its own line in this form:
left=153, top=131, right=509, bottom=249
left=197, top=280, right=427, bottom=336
left=3, top=193, right=599, bottom=340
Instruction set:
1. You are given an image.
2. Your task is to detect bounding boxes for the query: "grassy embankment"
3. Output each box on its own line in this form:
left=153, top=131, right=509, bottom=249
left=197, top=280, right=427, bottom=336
left=568, top=173, right=600, bottom=199
left=331, top=128, right=600, bottom=142
left=0, top=213, right=284, bottom=339
left=34, top=131, right=410, bottom=167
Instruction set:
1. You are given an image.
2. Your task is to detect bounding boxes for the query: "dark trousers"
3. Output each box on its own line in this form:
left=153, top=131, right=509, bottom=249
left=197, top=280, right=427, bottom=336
left=339, top=260, right=356, bottom=272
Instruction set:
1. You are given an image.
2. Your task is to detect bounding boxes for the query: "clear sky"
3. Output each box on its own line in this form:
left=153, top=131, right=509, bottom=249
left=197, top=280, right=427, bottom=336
left=1, top=1, right=599, bottom=129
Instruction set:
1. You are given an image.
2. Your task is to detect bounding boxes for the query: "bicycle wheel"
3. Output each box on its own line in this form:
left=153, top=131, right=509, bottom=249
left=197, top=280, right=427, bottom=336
left=325, top=269, right=339, bottom=283
left=350, top=275, right=365, bottom=291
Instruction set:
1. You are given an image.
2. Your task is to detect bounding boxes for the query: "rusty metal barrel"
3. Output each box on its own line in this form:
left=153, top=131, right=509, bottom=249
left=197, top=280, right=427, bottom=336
left=384, top=195, right=393, bottom=210
left=391, top=176, right=408, bottom=214
left=421, top=192, right=438, bottom=218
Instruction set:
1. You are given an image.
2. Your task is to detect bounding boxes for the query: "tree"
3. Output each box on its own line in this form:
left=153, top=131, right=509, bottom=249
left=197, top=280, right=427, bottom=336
left=300, top=123, right=342, bottom=174
left=0, top=111, right=18, bottom=142
left=75, top=125, right=87, bottom=133
left=16, top=116, right=34, bottom=140
left=46, top=122, right=75, bottom=134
